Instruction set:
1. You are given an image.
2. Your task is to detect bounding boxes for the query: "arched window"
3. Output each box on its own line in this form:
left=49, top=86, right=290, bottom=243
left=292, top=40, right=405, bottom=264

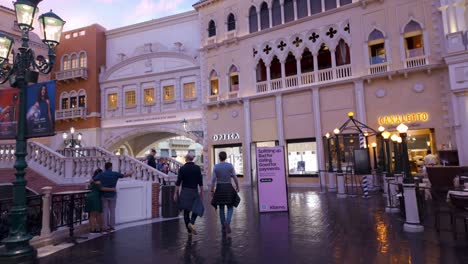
left=368, top=30, right=386, bottom=65
left=71, top=54, right=78, bottom=69
left=249, top=6, right=258, bottom=33
left=336, top=40, right=350, bottom=66
left=285, top=52, right=297, bottom=76
left=62, top=55, right=70, bottom=70
left=260, top=2, right=270, bottom=30
left=272, top=0, right=281, bottom=26
left=79, top=52, right=87, bottom=68
left=325, top=0, right=337, bottom=11
left=78, top=90, right=86, bottom=108
left=284, top=0, right=294, bottom=23
left=209, top=70, right=219, bottom=96
left=60, top=92, right=69, bottom=110
left=310, top=0, right=322, bottom=15
left=256, top=60, right=267, bottom=82
left=301, top=48, right=314, bottom=73
left=317, top=44, right=332, bottom=70
left=297, top=0, right=308, bottom=19
left=70, top=91, right=78, bottom=109
left=229, top=65, right=239, bottom=92
left=270, top=56, right=282, bottom=79
left=404, top=21, right=424, bottom=58
left=208, top=20, right=216, bottom=37
left=227, top=13, right=236, bottom=31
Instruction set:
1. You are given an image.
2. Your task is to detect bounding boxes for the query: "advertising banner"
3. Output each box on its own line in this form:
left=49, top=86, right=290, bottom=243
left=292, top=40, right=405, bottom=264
left=256, top=146, right=289, bottom=213
left=26, top=80, right=56, bottom=138
left=0, top=89, right=19, bottom=140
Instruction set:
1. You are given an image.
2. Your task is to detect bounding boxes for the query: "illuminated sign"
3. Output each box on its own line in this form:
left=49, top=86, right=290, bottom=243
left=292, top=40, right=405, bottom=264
left=212, top=133, right=240, bottom=141
left=378, top=112, right=429, bottom=126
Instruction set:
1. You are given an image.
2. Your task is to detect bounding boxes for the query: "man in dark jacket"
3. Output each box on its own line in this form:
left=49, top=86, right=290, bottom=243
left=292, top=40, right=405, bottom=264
left=147, top=149, right=157, bottom=169
left=174, top=153, right=203, bottom=235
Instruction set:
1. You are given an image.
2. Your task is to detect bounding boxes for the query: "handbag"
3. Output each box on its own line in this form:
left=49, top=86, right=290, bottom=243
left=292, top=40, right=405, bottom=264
left=192, top=196, right=205, bottom=217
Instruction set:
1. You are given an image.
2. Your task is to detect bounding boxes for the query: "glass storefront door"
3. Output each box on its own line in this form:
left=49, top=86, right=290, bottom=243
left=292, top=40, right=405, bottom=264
left=213, top=144, right=243, bottom=176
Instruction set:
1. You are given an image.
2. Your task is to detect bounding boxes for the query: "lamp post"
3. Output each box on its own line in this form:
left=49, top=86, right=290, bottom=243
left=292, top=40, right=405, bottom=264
left=0, top=1, right=65, bottom=262
left=397, top=123, right=412, bottom=183
left=325, top=132, right=333, bottom=172
left=391, top=134, right=400, bottom=174
left=371, top=142, right=378, bottom=171
left=333, top=128, right=342, bottom=173
left=382, top=131, right=392, bottom=176
left=62, top=127, right=82, bottom=148
left=377, top=126, right=386, bottom=173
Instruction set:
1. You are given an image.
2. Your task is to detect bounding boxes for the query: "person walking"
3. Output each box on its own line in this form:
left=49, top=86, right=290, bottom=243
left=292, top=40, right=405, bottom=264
left=94, top=162, right=133, bottom=232
left=211, top=151, right=240, bottom=235
left=174, top=153, right=204, bottom=235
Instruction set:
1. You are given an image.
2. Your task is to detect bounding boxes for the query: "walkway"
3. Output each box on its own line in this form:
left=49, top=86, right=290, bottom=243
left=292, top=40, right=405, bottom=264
left=39, top=188, right=468, bottom=264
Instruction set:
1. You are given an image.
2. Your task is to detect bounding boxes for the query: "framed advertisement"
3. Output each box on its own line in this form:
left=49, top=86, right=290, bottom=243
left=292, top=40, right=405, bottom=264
left=25, top=80, right=56, bottom=138
left=0, top=88, right=19, bottom=140
left=256, top=146, right=289, bottom=213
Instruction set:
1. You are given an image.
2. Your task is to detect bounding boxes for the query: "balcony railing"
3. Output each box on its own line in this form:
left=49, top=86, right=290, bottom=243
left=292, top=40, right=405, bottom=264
left=369, top=62, right=389, bottom=75
left=318, top=68, right=333, bottom=82
left=404, top=56, right=427, bottom=69
left=225, top=30, right=237, bottom=40
left=255, top=64, right=353, bottom=94
left=56, top=67, right=88, bottom=81
left=336, top=65, right=352, bottom=79
left=271, top=79, right=283, bottom=90
left=256, top=81, right=268, bottom=93
left=301, top=72, right=315, bottom=85
left=285, top=75, right=299, bottom=88
left=56, top=107, right=87, bottom=120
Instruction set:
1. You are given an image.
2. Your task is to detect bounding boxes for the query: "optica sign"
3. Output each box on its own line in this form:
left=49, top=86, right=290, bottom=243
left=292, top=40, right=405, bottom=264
left=378, top=112, right=429, bottom=126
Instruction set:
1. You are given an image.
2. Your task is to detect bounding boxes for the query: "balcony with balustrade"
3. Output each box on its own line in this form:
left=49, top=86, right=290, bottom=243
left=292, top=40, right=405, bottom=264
left=255, top=64, right=352, bottom=94
left=56, top=107, right=87, bottom=121
left=55, top=67, right=88, bottom=82
left=404, top=48, right=427, bottom=69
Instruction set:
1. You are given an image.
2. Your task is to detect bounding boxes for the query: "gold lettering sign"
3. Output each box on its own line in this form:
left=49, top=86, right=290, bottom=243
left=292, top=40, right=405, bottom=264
left=378, top=112, right=429, bottom=126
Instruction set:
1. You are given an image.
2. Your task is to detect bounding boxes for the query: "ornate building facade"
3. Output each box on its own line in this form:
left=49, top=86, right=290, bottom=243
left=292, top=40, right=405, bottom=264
left=98, top=11, right=204, bottom=160
left=194, top=0, right=457, bottom=186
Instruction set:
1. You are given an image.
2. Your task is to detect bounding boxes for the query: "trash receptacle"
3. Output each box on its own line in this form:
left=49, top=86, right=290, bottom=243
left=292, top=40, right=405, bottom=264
left=161, top=185, right=179, bottom=218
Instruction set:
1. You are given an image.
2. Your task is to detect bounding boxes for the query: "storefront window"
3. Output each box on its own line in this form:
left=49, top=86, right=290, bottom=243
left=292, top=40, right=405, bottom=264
left=214, top=144, right=243, bottom=177
left=286, top=139, right=318, bottom=176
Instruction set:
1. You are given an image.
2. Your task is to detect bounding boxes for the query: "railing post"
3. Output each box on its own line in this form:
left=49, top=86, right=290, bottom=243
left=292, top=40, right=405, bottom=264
left=40, top=186, right=52, bottom=237
left=65, top=158, right=74, bottom=179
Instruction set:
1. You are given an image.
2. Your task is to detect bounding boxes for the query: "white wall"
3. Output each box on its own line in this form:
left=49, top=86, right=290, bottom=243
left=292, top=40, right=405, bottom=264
left=115, top=179, right=152, bottom=224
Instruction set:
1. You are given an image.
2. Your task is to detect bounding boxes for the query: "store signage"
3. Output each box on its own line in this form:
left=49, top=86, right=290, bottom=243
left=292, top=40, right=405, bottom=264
left=256, top=147, right=289, bottom=213
left=378, top=112, right=429, bottom=126
left=212, top=133, right=240, bottom=141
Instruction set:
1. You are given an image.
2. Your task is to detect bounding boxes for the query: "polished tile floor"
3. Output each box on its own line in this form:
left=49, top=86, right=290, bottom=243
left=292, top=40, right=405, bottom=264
left=39, top=188, right=468, bottom=264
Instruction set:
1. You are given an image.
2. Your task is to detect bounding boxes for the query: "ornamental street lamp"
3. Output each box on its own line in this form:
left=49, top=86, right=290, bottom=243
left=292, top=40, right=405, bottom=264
left=333, top=128, right=342, bottom=173
left=377, top=126, right=386, bottom=173
left=382, top=131, right=392, bottom=177
left=391, top=134, right=401, bottom=174
left=397, top=123, right=412, bottom=183
left=371, top=142, right=378, bottom=171
left=62, top=127, right=82, bottom=148
left=0, top=1, right=65, bottom=262
left=325, top=132, right=333, bottom=172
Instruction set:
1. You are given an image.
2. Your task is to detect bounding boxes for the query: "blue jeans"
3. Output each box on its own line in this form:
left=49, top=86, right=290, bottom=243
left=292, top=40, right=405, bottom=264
left=219, top=205, right=233, bottom=225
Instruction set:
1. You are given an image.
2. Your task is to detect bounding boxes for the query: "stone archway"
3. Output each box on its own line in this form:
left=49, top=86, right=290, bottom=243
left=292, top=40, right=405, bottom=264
left=102, top=124, right=201, bottom=154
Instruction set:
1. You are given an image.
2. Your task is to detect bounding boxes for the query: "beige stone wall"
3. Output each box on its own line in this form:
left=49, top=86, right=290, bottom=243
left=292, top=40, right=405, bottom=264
left=283, top=91, right=315, bottom=139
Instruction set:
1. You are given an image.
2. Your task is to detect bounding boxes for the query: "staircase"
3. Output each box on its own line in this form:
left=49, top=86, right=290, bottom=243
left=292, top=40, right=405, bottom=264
left=0, top=142, right=174, bottom=185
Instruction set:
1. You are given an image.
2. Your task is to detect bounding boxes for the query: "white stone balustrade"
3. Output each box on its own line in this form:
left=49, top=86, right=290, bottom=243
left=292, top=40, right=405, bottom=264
left=404, top=56, right=427, bottom=69
left=285, top=75, right=299, bottom=88
left=0, top=143, right=168, bottom=184
left=369, top=62, right=389, bottom=75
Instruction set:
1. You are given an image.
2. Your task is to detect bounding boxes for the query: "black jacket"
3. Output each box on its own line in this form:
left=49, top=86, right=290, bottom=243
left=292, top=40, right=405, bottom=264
left=176, top=162, right=203, bottom=189
left=147, top=155, right=156, bottom=169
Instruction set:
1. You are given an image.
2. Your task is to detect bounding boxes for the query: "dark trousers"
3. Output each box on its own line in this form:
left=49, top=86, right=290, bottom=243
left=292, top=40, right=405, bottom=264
left=183, top=210, right=198, bottom=231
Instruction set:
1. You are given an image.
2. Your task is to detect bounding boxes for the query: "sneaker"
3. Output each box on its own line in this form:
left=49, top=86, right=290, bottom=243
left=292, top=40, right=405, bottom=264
left=188, top=223, right=197, bottom=235
left=225, top=223, right=231, bottom=234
